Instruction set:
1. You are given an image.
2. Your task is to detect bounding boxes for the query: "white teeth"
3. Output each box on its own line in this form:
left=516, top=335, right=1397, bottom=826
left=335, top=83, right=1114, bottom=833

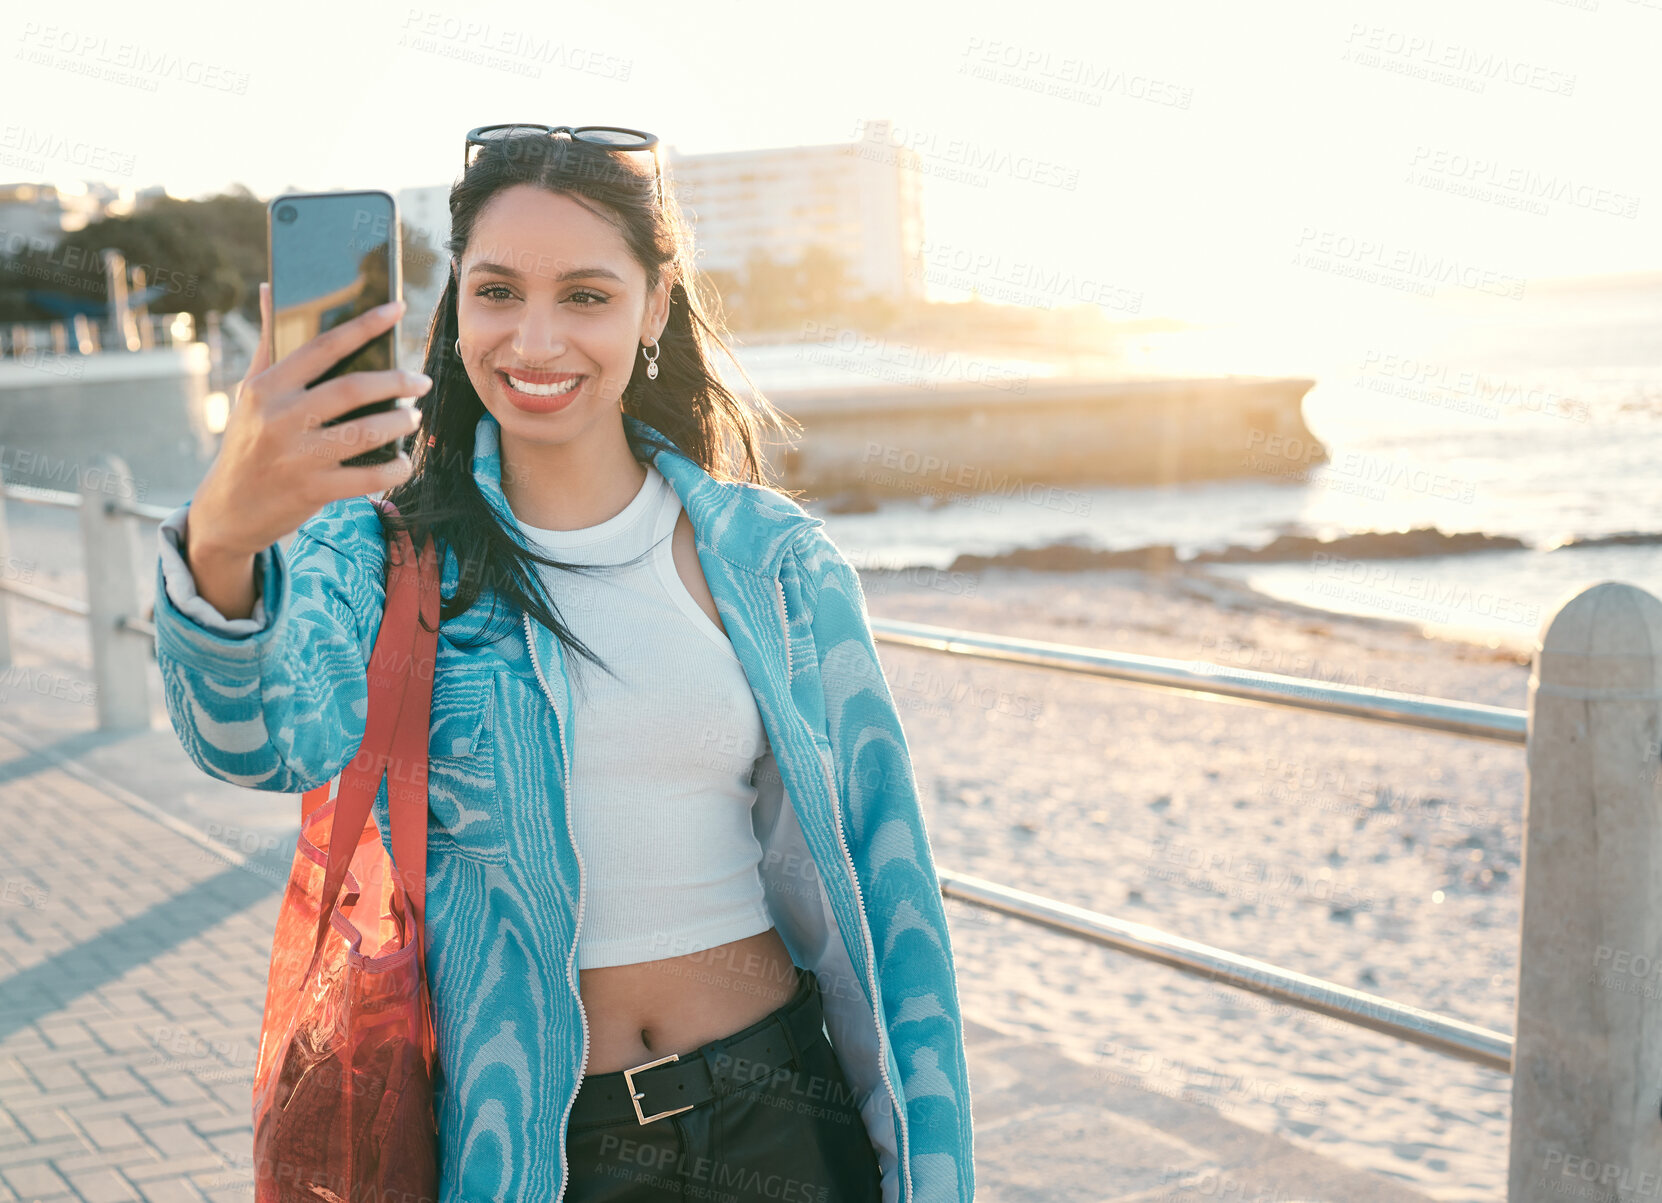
left=505, top=374, right=581, bottom=397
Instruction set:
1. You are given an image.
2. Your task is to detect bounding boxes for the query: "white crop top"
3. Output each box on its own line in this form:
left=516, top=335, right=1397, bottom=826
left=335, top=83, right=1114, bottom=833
left=515, top=463, right=774, bottom=970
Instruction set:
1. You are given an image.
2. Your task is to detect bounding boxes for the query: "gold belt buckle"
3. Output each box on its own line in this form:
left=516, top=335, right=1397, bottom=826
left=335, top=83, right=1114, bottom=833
left=622, top=1052, right=695, bottom=1125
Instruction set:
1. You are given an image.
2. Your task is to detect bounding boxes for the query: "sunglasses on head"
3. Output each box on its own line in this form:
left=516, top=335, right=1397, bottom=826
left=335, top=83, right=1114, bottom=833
left=463, top=124, right=663, bottom=207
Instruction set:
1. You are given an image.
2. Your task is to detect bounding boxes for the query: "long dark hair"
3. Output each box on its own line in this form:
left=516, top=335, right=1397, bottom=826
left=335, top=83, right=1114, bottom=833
left=375, top=132, right=801, bottom=675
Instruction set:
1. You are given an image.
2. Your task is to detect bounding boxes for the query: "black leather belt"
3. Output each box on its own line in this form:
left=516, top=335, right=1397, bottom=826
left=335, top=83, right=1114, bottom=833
left=569, top=965, right=826, bottom=1128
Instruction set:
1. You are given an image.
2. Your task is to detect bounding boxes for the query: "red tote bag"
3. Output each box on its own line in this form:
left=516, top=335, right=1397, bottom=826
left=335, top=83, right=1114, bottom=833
left=250, top=502, right=442, bottom=1203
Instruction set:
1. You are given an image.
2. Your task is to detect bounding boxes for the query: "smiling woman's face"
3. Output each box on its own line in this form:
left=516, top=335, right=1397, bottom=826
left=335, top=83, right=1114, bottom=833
left=454, top=183, right=668, bottom=448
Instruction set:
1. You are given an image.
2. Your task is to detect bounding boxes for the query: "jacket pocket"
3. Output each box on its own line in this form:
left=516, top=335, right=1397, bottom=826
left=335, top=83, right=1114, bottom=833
left=425, top=668, right=505, bottom=854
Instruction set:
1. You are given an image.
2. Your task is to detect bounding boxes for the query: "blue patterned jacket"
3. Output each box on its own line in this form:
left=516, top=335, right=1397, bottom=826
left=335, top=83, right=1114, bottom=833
left=153, top=410, right=976, bottom=1203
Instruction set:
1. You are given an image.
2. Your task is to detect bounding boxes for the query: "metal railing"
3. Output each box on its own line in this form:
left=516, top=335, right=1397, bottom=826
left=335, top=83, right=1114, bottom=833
left=0, top=451, right=1646, bottom=1202
left=1, top=312, right=201, bottom=360
left=861, top=615, right=1520, bottom=1070
left=0, top=454, right=172, bottom=725
left=872, top=619, right=1528, bottom=745
left=932, top=867, right=1512, bottom=1072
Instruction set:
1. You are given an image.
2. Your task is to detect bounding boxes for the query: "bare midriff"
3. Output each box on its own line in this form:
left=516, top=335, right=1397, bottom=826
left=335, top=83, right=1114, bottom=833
left=578, top=925, right=800, bottom=1075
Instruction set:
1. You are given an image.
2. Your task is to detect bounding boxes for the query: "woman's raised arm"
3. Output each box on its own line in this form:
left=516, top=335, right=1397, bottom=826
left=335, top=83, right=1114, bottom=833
left=154, top=496, right=391, bottom=795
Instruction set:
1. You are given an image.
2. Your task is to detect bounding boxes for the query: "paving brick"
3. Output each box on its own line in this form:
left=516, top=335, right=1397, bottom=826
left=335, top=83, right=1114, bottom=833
left=132, top=993, right=202, bottom=1026
left=0, top=1027, right=52, bottom=1059
left=184, top=1114, right=247, bottom=1139
left=85, top=1068, right=148, bottom=1101
left=136, top=1075, right=211, bottom=1108
left=69, top=1114, right=143, bottom=1153
left=73, top=1099, right=227, bottom=1134
left=194, top=1129, right=250, bottom=1166
left=197, top=1187, right=250, bottom=1203
left=0, top=1125, right=33, bottom=1156
left=21, top=1093, right=104, bottom=1127
left=56, top=1051, right=156, bottom=1082
left=199, top=1079, right=249, bottom=1117
left=0, top=1161, right=71, bottom=1199
left=121, top=1155, right=215, bottom=1185
left=134, top=1123, right=211, bottom=1161
left=0, top=1057, right=27, bottom=1088
left=62, top=1168, right=141, bottom=1202
left=81, top=1021, right=150, bottom=1056
left=11, top=1107, right=76, bottom=1146
left=132, top=1178, right=208, bottom=1203
left=41, top=1150, right=114, bottom=1178
left=42, top=1097, right=203, bottom=1128
left=47, top=962, right=115, bottom=993
left=21, top=1058, right=91, bottom=1094
left=34, top=1019, right=101, bottom=1055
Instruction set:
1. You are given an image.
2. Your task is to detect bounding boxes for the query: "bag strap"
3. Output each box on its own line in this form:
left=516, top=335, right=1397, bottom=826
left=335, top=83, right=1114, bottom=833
left=301, top=501, right=433, bottom=984
left=387, top=525, right=438, bottom=940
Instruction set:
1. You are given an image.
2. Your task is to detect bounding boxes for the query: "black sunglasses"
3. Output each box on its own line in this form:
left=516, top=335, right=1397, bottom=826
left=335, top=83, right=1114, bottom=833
left=464, top=124, right=663, bottom=207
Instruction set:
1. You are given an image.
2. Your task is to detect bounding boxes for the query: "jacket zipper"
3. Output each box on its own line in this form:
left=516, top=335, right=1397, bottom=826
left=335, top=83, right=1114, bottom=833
left=776, top=575, right=913, bottom=1203
left=524, top=611, right=589, bottom=1203
left=775, top=577, right=792, bottom=680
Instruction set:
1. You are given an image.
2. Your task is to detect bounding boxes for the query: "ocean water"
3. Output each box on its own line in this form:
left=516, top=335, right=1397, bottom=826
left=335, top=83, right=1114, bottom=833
left=798, top=273, right=1662, bottom=655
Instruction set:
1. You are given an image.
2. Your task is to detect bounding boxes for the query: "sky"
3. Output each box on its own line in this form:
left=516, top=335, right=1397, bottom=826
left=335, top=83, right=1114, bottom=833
left=4, top=0, right=1657, bottom=345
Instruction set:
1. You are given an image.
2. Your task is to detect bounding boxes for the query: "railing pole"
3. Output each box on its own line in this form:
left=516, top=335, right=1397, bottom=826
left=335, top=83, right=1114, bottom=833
left=79, top=453, right=150, bottom=730
left=1508, top=581, right=1662, bottom=1201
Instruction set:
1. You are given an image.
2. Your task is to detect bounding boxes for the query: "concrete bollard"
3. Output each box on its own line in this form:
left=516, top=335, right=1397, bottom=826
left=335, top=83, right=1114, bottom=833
left=79, top=452, right=151, bottom=730
left=1509, top=581, right=1662, bottom=1201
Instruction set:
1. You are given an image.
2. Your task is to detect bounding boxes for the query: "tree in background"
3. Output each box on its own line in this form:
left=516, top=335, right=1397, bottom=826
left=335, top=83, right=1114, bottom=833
left=0, top=187, right=436, bottom=325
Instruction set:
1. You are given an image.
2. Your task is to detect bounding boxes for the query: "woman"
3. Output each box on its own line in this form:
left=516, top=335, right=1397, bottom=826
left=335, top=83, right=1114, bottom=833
left=152, top=126, right=975, bottom=1202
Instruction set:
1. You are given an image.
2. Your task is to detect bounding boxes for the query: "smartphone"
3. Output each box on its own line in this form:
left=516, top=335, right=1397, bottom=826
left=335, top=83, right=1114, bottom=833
left=267, top=189, right=404, bottom=467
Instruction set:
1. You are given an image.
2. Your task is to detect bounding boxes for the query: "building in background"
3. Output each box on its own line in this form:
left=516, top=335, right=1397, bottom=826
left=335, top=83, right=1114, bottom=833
left=395, top=183, right=453, bottom=357
left=393, top=118, right=924, bottom=340
left=665, top=118, right=923, bottom=303
left=397, top=185, right=452, bottom=272
left=0, top=182, right=131, bottom=251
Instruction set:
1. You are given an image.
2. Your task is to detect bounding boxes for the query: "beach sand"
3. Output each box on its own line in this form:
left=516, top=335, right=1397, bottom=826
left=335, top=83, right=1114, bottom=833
left=858, top=559, right=1529, bottom=1203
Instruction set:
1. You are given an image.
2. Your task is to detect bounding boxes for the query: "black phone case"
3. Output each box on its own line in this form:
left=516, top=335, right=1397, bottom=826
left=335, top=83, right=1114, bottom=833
left=266, top=189, right=404, bottom=468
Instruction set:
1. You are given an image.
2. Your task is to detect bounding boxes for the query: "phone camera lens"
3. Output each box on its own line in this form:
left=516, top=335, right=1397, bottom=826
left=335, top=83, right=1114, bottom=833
left=276, top=204, right=298, bottom=224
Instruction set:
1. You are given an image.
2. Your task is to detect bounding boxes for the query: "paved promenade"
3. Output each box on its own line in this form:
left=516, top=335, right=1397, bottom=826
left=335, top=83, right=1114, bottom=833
left=0, top=683, right=1436, bottom=1202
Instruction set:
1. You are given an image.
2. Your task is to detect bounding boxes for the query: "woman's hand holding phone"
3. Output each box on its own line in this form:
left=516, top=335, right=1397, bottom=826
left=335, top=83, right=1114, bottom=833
left=184, top=282, right=431, bottom=619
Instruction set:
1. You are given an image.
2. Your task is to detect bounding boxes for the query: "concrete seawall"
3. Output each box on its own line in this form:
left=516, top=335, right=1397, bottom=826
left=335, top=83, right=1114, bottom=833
left=0, top=345, right=217, bottom=507
left=760, top=374, right=1325, bottom=501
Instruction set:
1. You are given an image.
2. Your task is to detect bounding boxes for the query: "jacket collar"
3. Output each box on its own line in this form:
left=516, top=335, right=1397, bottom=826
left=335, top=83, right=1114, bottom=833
left=468, top=409, right=822, bottom=577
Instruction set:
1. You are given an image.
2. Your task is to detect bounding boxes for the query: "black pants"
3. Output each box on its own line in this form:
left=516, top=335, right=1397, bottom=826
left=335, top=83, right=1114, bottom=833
left=564, top=964, right=884, bottom=1202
